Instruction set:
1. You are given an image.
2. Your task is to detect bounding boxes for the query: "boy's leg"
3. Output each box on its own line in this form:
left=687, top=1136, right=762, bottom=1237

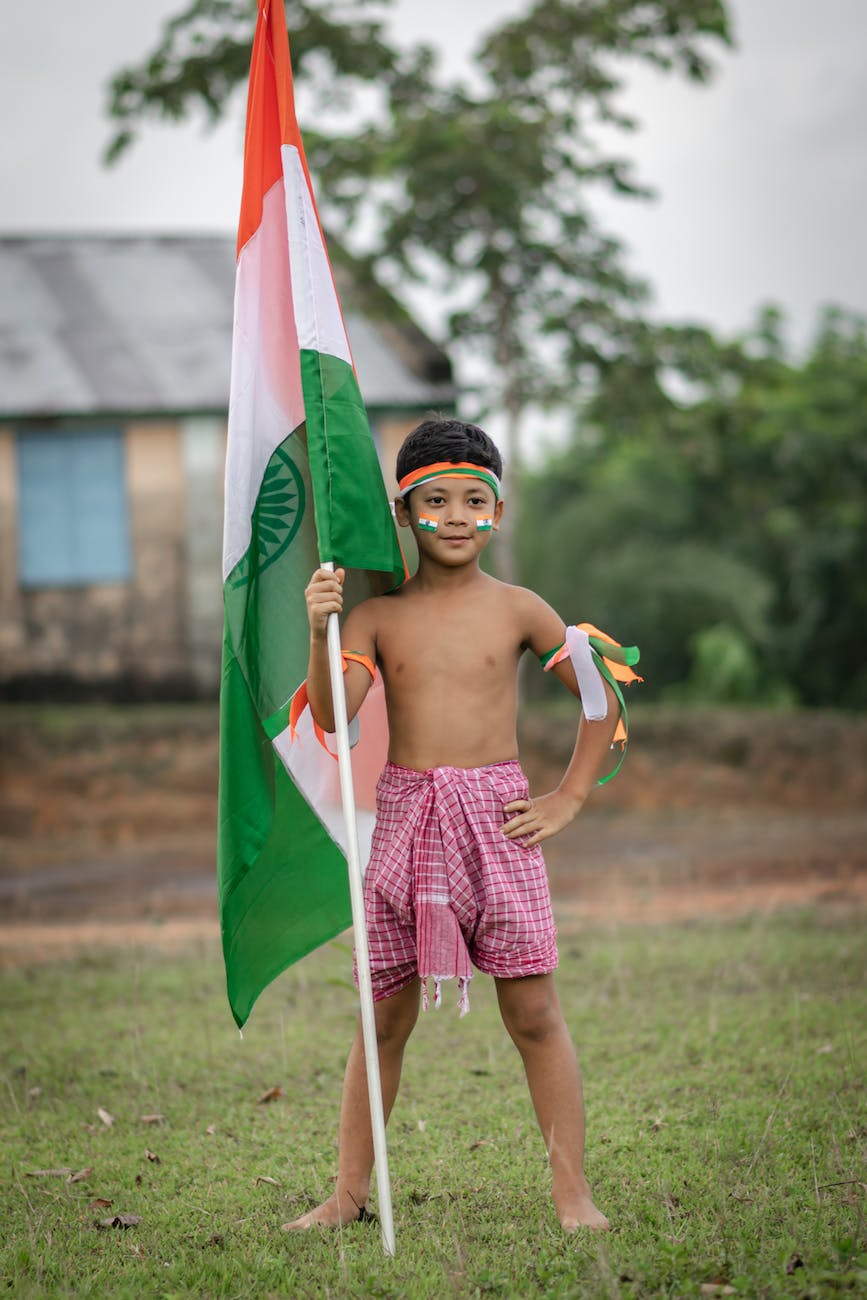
left=494, top=973, right=610, bottom=1231
left=282, top=977, right=420, bottom=1229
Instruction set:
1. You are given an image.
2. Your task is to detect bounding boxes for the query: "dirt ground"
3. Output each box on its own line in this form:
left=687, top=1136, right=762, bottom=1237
left=1, top=704, right=866, bottom=967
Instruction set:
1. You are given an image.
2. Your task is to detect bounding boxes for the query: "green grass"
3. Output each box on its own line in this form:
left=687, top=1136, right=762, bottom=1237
left=2, top=911, right=865, bottom=1298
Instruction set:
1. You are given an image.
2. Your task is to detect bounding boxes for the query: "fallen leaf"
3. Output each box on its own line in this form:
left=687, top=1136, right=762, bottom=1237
left=254, top=1175, right=280, bottom=1187
left=417, top=1120, right=427, bottom=1133
left=205, top=1124, right=217, bottom=1136
left=206, top=1233, right=224, bottom=1248
left=468, top=1139, right=493, bottom=1151
left=140, top=1114, right=166, bottom=1125
left=97, top=1108, right=114, bottom=1128
left=785, top=1253, right=805, bottom=1275
left=699, top=1285, right=736, bottom=1296
left=97, top=1214, right=142, bottom=1230
left=816, top=1043, right=833, bottom=1054
left=27, top=1168, right=73, bottom=1178
left=256, top=1086, right=283, bottom=1105
left=145, top=1148, right=161, bottom=1164
left=68, top=1167, right=93, bottom=1184
left=28, top=1086, right=41, bottom=1101
left=89, top=1198, right=113, bottom=1209
left=134, top=1174, right=144, bottom=1186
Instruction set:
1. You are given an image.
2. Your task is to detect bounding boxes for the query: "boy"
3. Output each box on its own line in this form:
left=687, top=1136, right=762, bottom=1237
left=286, top=418, right=636, bottom=1234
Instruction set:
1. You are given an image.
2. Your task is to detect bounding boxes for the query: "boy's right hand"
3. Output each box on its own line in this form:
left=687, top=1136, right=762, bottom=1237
left=305, top=567, right=345, bottom=639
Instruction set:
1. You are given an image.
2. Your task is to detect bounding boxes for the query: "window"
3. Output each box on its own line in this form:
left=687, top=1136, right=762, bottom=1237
left=16, top=428, right=132, bottom=586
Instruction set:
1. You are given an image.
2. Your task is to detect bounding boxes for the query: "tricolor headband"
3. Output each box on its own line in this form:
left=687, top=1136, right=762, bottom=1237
left=397, top=461, right=501, bottom=501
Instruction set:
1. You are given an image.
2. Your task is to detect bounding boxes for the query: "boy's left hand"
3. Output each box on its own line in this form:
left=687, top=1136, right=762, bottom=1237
left=502, top=789, right=585, bottom=847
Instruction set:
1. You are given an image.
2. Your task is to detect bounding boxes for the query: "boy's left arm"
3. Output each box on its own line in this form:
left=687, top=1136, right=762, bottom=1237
left=502, top=591, right=622, bottom=848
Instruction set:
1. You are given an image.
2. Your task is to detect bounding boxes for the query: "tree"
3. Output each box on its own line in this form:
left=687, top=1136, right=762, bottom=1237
left=106, top=0, right=733, bottom=579
left=519, top=306, right=867, bottom=708
left=104, top=0, right=433, bottom=165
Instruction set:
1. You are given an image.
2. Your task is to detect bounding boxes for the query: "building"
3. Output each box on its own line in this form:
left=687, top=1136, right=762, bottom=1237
left=0, top=235, right=454, bottom=699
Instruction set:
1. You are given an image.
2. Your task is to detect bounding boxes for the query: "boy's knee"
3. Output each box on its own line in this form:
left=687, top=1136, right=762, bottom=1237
left=498, top=984, right=563, bottom=1047
left=373, top=985, right=420, bottom=1047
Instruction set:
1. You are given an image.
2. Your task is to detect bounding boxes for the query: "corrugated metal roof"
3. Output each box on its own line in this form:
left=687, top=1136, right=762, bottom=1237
left=0, top=235, right=454, bottom=419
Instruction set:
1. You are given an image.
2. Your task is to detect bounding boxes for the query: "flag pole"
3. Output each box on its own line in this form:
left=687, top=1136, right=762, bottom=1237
left=322, top=563, right=395, bottom=1257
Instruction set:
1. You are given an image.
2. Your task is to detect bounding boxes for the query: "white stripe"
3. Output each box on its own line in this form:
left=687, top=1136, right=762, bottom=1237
left=223, top=181, right=306, bottom=579
left=272, top=712, right=375, bottom=871
left=282, top=146, right=352, bottom=364
left=565, top=625, right=609, bottom=722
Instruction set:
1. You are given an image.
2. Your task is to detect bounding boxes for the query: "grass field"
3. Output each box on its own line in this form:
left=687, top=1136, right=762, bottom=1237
left=2, top=911, right=865, bottom=1298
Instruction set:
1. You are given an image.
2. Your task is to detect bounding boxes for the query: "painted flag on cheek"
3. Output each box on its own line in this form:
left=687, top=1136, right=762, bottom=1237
left=218, top=0, right=404, bottom=1029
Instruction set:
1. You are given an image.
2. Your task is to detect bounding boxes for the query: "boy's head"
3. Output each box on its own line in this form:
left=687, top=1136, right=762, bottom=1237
left=393, top=417, right=504, bottom=555
left=395, top=418, right=503, bottom=491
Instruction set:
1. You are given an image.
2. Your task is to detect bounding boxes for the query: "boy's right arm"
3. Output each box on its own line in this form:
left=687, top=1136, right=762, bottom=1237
left=304, top=568, right=376, bottom=731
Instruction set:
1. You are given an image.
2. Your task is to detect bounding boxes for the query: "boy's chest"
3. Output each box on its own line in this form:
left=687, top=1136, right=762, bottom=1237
left=376, top=603, right=523, bottom=689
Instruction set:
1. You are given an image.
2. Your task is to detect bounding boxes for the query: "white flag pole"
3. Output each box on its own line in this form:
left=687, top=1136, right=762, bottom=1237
left=322, top=562, right=395, bottom=1257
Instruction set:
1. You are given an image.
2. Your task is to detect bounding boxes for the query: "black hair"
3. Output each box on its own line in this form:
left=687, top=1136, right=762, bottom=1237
left=395, top=417, right=503, bottom=486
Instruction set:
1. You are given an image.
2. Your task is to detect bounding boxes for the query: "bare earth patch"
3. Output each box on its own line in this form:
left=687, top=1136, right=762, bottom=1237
left=2, top=704, right=866, bottom=966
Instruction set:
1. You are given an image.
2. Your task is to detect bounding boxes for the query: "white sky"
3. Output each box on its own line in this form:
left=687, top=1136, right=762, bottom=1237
left=1, top=0, right=865, bottom=354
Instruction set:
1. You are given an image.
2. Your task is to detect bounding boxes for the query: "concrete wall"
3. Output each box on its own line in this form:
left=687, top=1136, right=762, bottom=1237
left=0, top=419, right=211, bottom=698
left=0, top=409, right=430, bottom=699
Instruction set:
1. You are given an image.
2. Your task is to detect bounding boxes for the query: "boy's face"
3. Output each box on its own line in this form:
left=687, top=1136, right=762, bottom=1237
left=394, top=475, right=504, bottom=565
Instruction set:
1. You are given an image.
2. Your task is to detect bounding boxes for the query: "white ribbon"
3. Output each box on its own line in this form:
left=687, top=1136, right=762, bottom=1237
left=565, top=625, right=608, bottom=722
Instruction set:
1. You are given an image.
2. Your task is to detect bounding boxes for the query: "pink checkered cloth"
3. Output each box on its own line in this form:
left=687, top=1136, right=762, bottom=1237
left=357, top=760, right=558, bottom=1015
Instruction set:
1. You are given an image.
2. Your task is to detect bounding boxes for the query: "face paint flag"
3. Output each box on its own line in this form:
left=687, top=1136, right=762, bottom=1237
left=218, top=0, right=405, bottom=1028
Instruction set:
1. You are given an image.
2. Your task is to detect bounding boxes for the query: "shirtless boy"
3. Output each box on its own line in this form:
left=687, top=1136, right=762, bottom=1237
left=286, top=417, right=636, bottom=1234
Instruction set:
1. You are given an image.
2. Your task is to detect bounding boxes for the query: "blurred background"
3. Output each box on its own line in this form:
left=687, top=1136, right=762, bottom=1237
left=1, top=0, right=866, bottom=958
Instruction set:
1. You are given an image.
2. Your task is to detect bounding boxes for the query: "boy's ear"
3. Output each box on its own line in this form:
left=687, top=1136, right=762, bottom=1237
left=394, top=496, right=412, bottom=528
left=492, top=499, right=505, bottom=531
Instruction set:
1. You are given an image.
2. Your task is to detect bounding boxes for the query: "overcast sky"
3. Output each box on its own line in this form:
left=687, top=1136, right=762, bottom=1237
left=1, top=0, right=865, bottom=353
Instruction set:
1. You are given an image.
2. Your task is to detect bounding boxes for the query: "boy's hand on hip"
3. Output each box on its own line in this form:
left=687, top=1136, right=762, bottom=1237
left=502, top=789, right=584, bottom=847
left=305, top=567, right=345, bottom=639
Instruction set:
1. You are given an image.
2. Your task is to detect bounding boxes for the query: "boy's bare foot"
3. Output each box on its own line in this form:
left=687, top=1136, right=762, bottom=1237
left=555, top=1190, right=611, bottom=1233
left=281, top=1191, right=371, bottom=1231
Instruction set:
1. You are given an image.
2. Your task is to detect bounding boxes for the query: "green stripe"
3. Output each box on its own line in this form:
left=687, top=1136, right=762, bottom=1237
left=217, top=624, right=350, bottom=1028
left=300, top=349, right=405, bottom=579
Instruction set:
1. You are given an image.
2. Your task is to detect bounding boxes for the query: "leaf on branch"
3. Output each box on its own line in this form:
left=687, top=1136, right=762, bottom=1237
left=97, top=1213, right=142, bottom=1230
left=256, top=1086, right=283, bottom=1105
left=97, top=1107, right=115, bottom=1128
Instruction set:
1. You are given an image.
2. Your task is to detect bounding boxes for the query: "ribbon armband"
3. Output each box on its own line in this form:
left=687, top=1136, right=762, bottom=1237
left=540, top=623, right=642, bottom=785
left=282, top=651, right=376, bottom=757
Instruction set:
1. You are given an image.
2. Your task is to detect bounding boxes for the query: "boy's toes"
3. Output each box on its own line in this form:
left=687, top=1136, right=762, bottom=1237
left=558, top=1195, right=611, bottom=1233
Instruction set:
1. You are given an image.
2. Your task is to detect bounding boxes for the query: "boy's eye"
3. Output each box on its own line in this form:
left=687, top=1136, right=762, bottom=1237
left=469, top=498, right=486, bottom=507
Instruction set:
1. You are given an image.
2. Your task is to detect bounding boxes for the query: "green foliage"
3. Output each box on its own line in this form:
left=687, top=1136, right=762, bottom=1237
left=104, top=0, right=431, bottom=165
left=519, top=305, right=867, bottom=708
left=2, top=913, right=865, bottom=1296
left=105, top=0, right=732, bottom=418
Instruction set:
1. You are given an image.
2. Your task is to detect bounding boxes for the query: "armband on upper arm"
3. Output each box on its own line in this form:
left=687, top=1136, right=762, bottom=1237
left=288, top=650, right=376, bottom=750
left=539, top=623, right=643, bottom=785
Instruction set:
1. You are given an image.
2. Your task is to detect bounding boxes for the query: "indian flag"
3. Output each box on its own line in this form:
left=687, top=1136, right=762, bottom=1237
left=218, top=0, right=404, bottom=1029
